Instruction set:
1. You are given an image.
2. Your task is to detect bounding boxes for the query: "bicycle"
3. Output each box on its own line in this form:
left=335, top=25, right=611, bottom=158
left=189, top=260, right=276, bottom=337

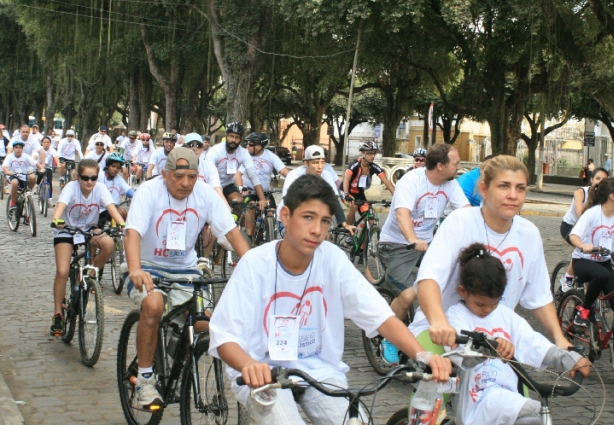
left=0, top=169, right=5, bottom=200
left=5, top=172, right=38, bottom=236
left=329, top=199, right=390, bottom=285
left=557, top=247, right=614, bottom=365
left=551, top=259, right=572, bottom=297
left=107, top=200, right=131, bottom=294
left=38, top=168, right=51, bottom=217
left=116, top=273, right=231, bottom=425
left=240, top=189, right=281, bottom=247
left=53, top=224, right=120, bottom=366
left=126, top=160, right=138, bottom=190
left=59, top=159, right=76, bottom=189
left=386, top=330, right=586, bottom=425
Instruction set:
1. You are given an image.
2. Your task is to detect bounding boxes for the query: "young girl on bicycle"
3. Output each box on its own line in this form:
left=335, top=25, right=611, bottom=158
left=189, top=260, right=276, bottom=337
left=568, top=177, right=614, bottom=326
left=558, top=167, right=608, bottom=291
left=446, top=243, right=591, bottom=425
left=50, top=159, right=126, bottom=336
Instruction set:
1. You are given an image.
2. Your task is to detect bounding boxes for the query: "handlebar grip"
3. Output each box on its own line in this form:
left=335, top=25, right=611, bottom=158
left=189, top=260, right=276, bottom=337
left=236, top=376, right=246, bottom=386
left=235, top=366, right=285, bottom=386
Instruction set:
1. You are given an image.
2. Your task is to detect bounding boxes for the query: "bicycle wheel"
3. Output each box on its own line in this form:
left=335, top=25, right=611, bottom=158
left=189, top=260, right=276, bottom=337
left=61, top=262, right=78, bottom=343
left=111, top=238, right=125, bottom=294
left=386, top=408, right=408, bottom=425
left=117, top=310, right=164, bottom=425
left=221, top=230, right=250, bottom=278
left=557, top=289, right=596, bottom=362
left=78, top=277, right=105, bottom=366
left=265, top=216, right=277, bottom=242
left=6, top=195, right=19, bottom=231
left=27, top=196, right=36, bottom=236
left=39, top=183, right=49, bottom=217
left=180, top=337, right=229, bottom=425
left=0, top=172, right=4, bottom=200
left=551, top=260, right=570, bottom=296
left=363, top=225, right=385, bottom=285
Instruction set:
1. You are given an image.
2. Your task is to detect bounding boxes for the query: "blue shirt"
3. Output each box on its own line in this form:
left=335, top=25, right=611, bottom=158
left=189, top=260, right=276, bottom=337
left=456, top=167, right=482, bottom=207
left=605, top=158, right=611, bottom=173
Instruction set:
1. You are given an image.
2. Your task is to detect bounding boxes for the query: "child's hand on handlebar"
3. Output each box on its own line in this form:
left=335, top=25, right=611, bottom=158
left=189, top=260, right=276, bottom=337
left=581, top=243, right=594, bottom=253
left=241, top=362, right=273, bottom=389
left=494, top=337, right=514, bottom=360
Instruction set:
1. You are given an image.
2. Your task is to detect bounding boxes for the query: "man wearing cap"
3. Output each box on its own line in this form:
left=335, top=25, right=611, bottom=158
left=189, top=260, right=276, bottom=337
left=31, top=124, right=43, bottom=143
left=147, top=132, right=177, bottom=179
left=124, top=147, right=249, bottom=407
left=2, top=139, right=45, bottom=209
left=605, top=154, right=611, bottom=176
left=7, top=124, right=46, bottom=169
left=86, top=126, right=114, bottom=152
left=277, top=145, right=354, bottom=233
left=57, top=129, right=84, bottom=185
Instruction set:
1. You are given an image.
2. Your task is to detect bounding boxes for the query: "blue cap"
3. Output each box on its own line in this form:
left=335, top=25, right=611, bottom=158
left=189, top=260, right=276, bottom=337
left=99, top=125, right=108, bottom=131
left=13, top=140, right=25, bottom=147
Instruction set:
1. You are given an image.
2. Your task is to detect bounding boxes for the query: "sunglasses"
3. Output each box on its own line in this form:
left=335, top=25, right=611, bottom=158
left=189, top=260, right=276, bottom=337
left=79, top=174, right=98, bottom=182
left=129, top=136, right=136, bottom=139
left=95, top=142, right=104, bottom=146
left=415, top=157, right=425, bottom=162
left=187, top=143, right=203, bottom=148
left=67, top=135, right=74, bottom=138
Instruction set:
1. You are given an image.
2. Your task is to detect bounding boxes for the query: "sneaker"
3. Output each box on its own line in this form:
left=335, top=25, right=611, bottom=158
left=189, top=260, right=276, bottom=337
left=573, top=306, right=590, bottom=327
left=9, top=201, right=16, bottom=209
left=560, top=276, right=574, bottom=292
left=136, top=373, right=163, bottom=407
left=50, top=313, right=64, bottom=336
left=23, top=215, right=29, bottom=225
left=381, top=338, right=400, bottom=365
left=59, top=177, right=65, bottom=185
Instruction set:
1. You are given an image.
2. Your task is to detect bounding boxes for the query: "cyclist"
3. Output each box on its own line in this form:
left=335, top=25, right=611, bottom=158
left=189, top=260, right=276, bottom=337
left=201, top=134, right=211, bottom=158
left=124, top=148, right=249, bottom=407
left=343, top=141, right=395, bottom=226
left=36, top=136, right=56, bottom=207
left=568, top=178, right=614, bottom=327
left=235, top=132, right=290, bottom=237
left=209, top=174, right=451, bottom=423
left=2, top=140, right=45, bottom=210
left=84, top=138, right=108, bottom=171
left=86, top=126, right=114, bottom=152
left=30, top=125, right=43, bottom=143
left=134, top=133, right=153, bottom=182
left=408, top=147, right=427, bottom=172
left=278, top=145, right=354, bottom=235
left=57, top=129, right=84, bottom=185
left=118, top=131, right=142, bottom=181
left=0, top=124, right=9, bottom=166
left=182, top=133, right=223, bottom=196
left=558, top=167, right=608, bottom=293
left=7, top=124, right=46, bottom=168
left=205, top=122, right=267, bottom=211
left=98, top=153, right=133, bottom=226
left=409, top=155, right=571, bottom=354
left=115, top=129, right=128, bottom=148
left=171, top=126, right=183, bottom=145
left=0, top=123, right=10, bottom=140
left=50, top=159, right=126, bottom=336
left=446, top=243, right=590, bottom=425
left=378, top=144, right=469, bottom=365
left=147, top=132, right=175, bottom=179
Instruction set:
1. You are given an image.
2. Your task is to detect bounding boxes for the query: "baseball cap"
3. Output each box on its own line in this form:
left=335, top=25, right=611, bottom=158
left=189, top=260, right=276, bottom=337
left=99, top=125, right=108, bottom=131
left=165, top=147, right=198, bottom=170
left=184, top=133, right=203, bottom=146
left=66, top=129, right=75, bottom=136
left=304, top=145, right=325, bottom=160
left=13, top=140, right=25, bottom=147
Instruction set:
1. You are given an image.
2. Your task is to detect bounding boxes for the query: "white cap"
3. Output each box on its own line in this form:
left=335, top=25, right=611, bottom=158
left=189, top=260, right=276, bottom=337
left=304, top=145, right=325, bottom=160
left=66, top=129, right=75, bottom=136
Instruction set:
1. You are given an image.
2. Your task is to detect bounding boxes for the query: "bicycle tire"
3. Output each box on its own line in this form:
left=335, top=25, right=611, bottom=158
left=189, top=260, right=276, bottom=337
left=61, top=262, right=79, bottom=343
left=6, top=194, right=19, bottom=231
left=557, top=289, right=596, bottom=362
left=551, top=260, right=570, bottom=296
left=363, top=225, right=385, bottom=285
left=221, top=230, right=250, bottom=278
left=180, top=337, right=229, bottom=425
left=117, top=310, right=164, bottom=425
left=386, top=408, right=408, bottom=425
left=78, top=278, right=104, bottom=366
left=265, top=216, right=277, bottom=242
left=27, top=196, right=36, bottom=236
left=39, top=183, right=49, bottom=217
left=0, top=172, right=4, bottom=200
left=111, top=237, right=125, bottom=294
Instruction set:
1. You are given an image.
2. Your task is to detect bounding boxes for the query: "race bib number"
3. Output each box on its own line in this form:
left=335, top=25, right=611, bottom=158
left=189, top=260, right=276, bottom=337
left=167, top=220, right=186, bottom=250
left=358, top=175, right=368, bottom=188
left=424, top=196, right=438, bottom=219
left=226, top=161, right=237, bottom=174
left=73, top=234, right=85, bottom=245
left=268, top=315, right=299, bottom=361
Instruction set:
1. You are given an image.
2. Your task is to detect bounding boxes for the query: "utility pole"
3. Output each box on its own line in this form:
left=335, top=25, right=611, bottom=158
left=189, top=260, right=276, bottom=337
left=341, top=21, right=362, bottom=170
left=536, top=96, right=545, bottom=189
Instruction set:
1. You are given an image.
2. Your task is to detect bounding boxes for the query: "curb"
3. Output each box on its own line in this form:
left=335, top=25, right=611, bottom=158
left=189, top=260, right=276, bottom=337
left=0, top=371, right=24, bottom=425
left=372, top=206, right=564, bottom=217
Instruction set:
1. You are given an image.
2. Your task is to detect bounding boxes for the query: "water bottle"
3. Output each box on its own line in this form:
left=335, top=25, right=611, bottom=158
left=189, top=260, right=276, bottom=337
left=166, top=326, right=182, bottom=358
left=409, top=380, right=439, bottom=425
left=255, top=217, right=262, bottom=234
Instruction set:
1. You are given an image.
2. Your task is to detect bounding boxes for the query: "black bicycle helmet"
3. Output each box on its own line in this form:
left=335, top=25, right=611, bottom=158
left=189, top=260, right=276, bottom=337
left=244, top=132, right=269, bottom=147
left=226, top=122, right=244, bottom=136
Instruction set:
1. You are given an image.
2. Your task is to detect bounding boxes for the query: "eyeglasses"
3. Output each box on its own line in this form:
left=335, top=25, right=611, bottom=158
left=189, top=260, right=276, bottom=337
left=79, top=174, right=98, bottom=182
left=95, top=142, right=104, bottom=146
left=415, top=157, right=425, bottom=162
left=186, top=143, right=203, bottom=148
left=129, top=137, right=136, bottom=139
left=67, top=135, right=74, bottom=138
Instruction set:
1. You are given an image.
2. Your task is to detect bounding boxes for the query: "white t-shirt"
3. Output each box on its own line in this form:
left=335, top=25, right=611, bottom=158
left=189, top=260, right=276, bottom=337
left=409, top=207, right=553, bottom=337
left=562, top=187, right=589, bottom=226
left=120, top=139, right=143, bottom=162
left=2, top=153, right=38, bottom=181
left=446, top=303, right=551, bottom=425
left=56, top=181, right=114, bottom=234
left=324, top=163, right=339, bottom=184
left=570, top=204, right=614, bottom=261
left=277, top=166, right=339, bottom=218
left=87, top=133, right=113, bottom=151
left=40, top=147, right=56, bottom=168
left=208, top=241, right=394, bottom=405
left=136, top=145, right=154, bottom=165
left=31, top=131, right=43, bottom=143
left=380, top=167, right=468, bottom=244
left=125, top=177, right=236, bottom=268
left=148, top=148, right=169, bottom=176
left=85, top=150, right=108, bottom=170
left=11, top=137, right=42, bottom=157
left=100, top=172, right=131, bottom=206
left=238, top=150, right=286, bottom=191
left=116, top=135, right=128, bottom=146
left=205, top=143, right=257, bottom=187
left=198, top=158, right=221, bottom=188
left=57, top=138, right=83, bottom=160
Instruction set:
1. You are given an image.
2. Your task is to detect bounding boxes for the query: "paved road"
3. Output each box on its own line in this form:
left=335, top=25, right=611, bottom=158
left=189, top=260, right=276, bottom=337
left=0, top=190, right=612, bottom=424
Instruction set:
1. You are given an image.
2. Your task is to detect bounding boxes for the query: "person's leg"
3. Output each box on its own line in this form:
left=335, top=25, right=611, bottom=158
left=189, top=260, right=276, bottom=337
left=560, top=221, right=575, bottom=281
left=246, top=387, right=305, bottom=425
left=58, top=160, right=66, bottom=181
left=200, top=224, right=215, bottom=260
left=572, top=259, right=610, bottom=325
left=9, top=178, right=18, bottom=205
left=245, top=202, right=257, bottom=236
left=46, top=168, right=53, bottom=199
left=27, top=173, right=36, bottom=191
left=135, top=292, right=165, bottom=405
left=53, top=240, right=73, bottom=314
left=346, top=203, right=358, bottom=226
left=90, top=233, right=114, bottom=272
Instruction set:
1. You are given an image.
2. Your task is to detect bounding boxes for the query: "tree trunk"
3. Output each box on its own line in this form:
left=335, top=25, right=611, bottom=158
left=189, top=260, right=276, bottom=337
left=44, top=67, right=55, bottom=133
left=128, top=71, right=140, bottom=131
left=139, top=69, right=152, bottom=131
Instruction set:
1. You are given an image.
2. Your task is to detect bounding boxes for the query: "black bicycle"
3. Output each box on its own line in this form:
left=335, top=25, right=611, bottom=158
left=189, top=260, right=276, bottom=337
left=53, top=224, right=120, bottom=366
left=6, top=171, right=38, bottom=236
left=38, top=168, right=51, bottom=217
left=117, top=272, right=230, bottom=425
left=59, top=159, right=76, bottom=189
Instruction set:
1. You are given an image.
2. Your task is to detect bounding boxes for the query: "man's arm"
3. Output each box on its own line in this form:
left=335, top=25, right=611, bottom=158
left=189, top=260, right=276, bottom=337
left=531, top=303, right=571, bottom=348
left=396, top=207, right=427, bottom=251
left=225, top=226, right=250, bottom=257
left=37, top=148, right=46, bottom=166
left=279, top=167, right=289, bottom=178
left=234, top=170, right=244, bottom=187
left=125, top=229, right=154, bottom=295
left=416, top=279, right=457, bottom=347
left=380, top=173, right=395, bottom=195
left=343, top=170, right=351, bottom=194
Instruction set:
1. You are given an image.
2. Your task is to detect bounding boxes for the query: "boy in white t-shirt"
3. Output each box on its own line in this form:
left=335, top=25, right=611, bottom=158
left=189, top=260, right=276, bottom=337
left=209, top=174, right=451, bottom=424
left=2, top=140, right=45, bottom=208
left=445, top=243, right=590, bottom=425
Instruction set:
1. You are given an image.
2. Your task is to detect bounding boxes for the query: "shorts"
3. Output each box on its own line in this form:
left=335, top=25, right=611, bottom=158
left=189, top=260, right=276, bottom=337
left=223, top=183, right=240, bottom=198
left=7, top=176, right=27, bottom=190
left=378, top=242, right=425, bottom=292
left=53, top=234, right=87, bottom=247
left=560, top=221, right=574, bottom=245
left=348, top=191, right=369, bottom=213
left=126, top=262, right=209, bottom=311
left=59, top=158, right=76, bottom=167
left=244, top=192, right=277, bottom=209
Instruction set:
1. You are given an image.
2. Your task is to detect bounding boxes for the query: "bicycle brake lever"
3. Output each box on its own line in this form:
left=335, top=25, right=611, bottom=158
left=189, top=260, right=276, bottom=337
left=442, top=337, right=487, bottom=359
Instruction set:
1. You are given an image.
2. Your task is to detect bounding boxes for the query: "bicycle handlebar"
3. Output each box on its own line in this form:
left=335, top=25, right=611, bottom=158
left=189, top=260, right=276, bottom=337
left=151, top=276, right=228, bottom=290
left=50, top=223, right=121, bottom=238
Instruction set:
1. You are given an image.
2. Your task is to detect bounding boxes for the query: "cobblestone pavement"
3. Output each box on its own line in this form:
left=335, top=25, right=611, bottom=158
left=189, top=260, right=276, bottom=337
left=0, top=191, right=612, bottom=424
